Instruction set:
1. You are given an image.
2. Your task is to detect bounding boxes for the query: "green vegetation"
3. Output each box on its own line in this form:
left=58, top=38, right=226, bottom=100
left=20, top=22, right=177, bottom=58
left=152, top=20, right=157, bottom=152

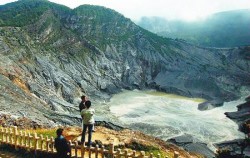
left=71, top=5, right=136, bottom=50
left=24, top=128, right=57, bottom=138
left=0, top=0, right=70, bottom=27
left=73, top=5, right=126, bottom=24
left=0, top=0, right=176, bottom=57
left=124, top=141, right=170, bottom=158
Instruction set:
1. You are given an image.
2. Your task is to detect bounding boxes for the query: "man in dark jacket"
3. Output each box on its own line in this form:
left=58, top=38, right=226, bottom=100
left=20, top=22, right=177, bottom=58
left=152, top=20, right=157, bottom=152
left=79, top=95, right=87, bottom=112
left=54, top=128, right=71, bottom=158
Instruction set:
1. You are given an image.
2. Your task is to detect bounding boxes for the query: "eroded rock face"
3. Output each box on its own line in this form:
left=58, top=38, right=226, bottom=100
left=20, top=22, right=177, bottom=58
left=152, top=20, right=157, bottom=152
left=0, top=114, right=43, bottom=129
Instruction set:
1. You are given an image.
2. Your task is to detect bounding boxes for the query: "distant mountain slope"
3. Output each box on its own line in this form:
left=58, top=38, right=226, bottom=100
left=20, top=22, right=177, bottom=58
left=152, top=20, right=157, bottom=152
left=136, top=9, right=250, bottom=47
left=0, top=0, right=70, bottom=26
left=0, top=0, right=249, bottom=126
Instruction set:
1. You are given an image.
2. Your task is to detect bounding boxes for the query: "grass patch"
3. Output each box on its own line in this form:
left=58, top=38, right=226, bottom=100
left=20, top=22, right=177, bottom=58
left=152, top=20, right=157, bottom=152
left=125, top=141, right=171, bottom=158
left=24, top=128, right=57, bottom=138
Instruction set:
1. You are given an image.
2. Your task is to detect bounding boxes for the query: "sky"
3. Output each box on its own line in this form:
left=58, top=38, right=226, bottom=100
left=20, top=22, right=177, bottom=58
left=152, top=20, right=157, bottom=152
left=1, top=0, right=250, bottom=21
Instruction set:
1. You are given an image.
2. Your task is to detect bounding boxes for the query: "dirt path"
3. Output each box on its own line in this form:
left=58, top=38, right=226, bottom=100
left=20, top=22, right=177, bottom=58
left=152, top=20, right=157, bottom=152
left=64, top=126, right=128, bottom=146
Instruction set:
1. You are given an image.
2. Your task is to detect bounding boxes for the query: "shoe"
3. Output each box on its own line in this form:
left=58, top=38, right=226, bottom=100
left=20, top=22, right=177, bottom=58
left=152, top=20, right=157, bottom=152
left=92, top=130, right=96, bottom=132
left=86, top=142, right=92, bottom=146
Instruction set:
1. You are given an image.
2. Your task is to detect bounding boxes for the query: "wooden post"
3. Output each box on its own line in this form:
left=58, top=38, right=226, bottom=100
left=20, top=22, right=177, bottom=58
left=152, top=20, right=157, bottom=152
left=132, top=150, right=136, bottom=157
left=10, top=127, right=13, bottom=144
left=157, top=153, right=161, bottom=158
left=40, top=134, right=44, bottom=151
left=100, top=146, right=104, bottom=158
left=124, top=149, right=128, bottom=158
left=6, top=128, right=10, bottom=143
left=88, top=145, right=92, bottom=158
left=73, top=141, right=77, bottom=158
left=174, top=151, right=179, bottom=158
left=140, top=151, right=145, bottom=158
left=19, top=131, right=23, bottom=147
left=34, top=132, right=38, bottom=157
left=109, top=143, right=114, bottom=158
left=149, top=153, right=153, bottom=158
left=24, top=131, right=28, bottom=147
left=13, top=126, right=18, bottom=149
left=51, top=137, right=55, bottom=153
left=81, top=142, right=85, bottom=158
left=117, top=149, right=121, bottom=158
left=28, top=132, right=32, bottom=148
left=3, top=128, right=6, bottom=143
left=34, top=133, right=39, bottom=150
left=9, top=127, right=12, bottom=143
left=46, top=136, right=49, bottom=152
left=95, top=144, right=99, bottom=158
left=0, top=127, right=3, bottom=143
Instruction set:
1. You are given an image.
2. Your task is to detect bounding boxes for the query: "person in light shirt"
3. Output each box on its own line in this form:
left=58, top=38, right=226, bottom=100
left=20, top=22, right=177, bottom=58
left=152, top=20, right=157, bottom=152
left=80, top=100, right=95, bottom=146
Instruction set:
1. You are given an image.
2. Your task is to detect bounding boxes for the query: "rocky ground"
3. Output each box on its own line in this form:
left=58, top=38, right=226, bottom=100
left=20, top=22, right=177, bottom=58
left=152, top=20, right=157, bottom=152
left=63, top=126, right=204, bottom=158
left=0, top=116, right=204, bottom=158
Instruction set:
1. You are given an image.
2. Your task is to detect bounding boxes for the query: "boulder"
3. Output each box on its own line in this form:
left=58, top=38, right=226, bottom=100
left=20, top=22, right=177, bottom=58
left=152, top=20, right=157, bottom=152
left=168, top=134, right=215, bottom=158
left=198, top=99, right=224, bottom=111
left=185, top=143, right=215, bottom=158
left=225, top=99, right=250, bottom=123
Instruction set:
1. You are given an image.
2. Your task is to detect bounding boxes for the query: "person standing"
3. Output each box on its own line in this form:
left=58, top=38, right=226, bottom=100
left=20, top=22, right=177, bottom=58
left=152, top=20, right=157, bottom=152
left=81, top=100, right=95, bottom=146
left=54, top=128, right=71, bottom=158
left=79, top=95, right=95, bottom=132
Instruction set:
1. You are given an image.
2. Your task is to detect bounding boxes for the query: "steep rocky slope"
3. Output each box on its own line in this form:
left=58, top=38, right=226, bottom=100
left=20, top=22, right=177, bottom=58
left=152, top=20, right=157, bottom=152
left=0, top=0, right=249, bottom=127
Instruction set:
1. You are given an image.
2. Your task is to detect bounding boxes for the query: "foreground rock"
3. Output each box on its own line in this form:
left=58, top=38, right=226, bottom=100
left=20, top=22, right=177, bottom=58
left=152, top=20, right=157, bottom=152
left=225, top=96, right=250, bottom=124
left=198, top=99, right=224, bottom=111
left=215, top=139, right=250, bottom=157
left=168, top=134, right=215, bottom=158
left=216, top=96, right=250, bottom=156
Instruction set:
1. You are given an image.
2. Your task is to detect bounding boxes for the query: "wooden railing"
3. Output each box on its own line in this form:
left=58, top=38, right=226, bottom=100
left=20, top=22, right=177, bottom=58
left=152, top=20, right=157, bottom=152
left=0, top=126, right=180, bottom=158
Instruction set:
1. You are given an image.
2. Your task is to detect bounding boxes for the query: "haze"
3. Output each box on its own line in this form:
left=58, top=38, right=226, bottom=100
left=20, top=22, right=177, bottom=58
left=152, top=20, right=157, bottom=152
left=1, top=0, right=250, bottom=21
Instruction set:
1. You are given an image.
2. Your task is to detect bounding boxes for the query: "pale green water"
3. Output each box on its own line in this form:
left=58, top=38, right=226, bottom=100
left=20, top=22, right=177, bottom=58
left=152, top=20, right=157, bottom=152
left=106, top=89, right=245, bottom=151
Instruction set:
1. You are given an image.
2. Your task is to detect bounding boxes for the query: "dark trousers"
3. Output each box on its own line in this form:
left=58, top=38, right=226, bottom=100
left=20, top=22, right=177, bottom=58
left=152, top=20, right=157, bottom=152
left=81, top=124, right=93, bottom=145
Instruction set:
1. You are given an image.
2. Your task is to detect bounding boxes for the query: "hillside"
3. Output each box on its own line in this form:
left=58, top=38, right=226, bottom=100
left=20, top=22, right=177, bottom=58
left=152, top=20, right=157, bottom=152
left=0, top=1, right=249, bottom=157
left=137, top=9, right=250, bottom=47
left=0, top=0, right=249, bottom=140
left=0, top=0, right=249, bottom=126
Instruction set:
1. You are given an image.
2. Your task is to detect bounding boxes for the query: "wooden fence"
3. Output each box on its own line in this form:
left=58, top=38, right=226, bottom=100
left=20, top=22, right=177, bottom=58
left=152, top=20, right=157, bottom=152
left=0, top=126, right=179, bottom=158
